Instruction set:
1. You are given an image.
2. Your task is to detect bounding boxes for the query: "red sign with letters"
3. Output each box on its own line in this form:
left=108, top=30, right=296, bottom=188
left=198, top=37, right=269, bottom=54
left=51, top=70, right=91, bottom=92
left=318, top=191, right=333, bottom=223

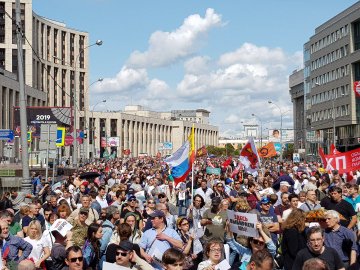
left=320, top=147, right=360, bottom=174
left=353, top=81, right=360, bottom=97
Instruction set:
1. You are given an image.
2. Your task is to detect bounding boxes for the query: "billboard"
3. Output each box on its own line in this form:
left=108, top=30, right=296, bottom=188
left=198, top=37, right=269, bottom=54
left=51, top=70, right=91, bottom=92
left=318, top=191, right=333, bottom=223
left=13, top=107, right=72, bottom=137
left=101, top=137, right=120, bottom=147
left=268, top=129, right=294, bottom=142
left=306, top=130, right=323, bottom=142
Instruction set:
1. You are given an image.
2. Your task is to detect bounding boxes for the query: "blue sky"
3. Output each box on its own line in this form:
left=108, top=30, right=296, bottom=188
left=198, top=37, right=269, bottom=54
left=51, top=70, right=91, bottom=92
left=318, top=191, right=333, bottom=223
left=33, top=0, right=358, bottom=137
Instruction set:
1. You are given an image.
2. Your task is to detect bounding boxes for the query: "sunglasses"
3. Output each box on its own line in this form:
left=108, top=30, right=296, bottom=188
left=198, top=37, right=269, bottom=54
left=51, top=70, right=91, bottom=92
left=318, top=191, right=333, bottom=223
left=69, top=257, right=84, bottom=263
left=158, top=195, right=165, bottom=199
left=80, top=212, right=88, bottom=216
left=252, top=239, right=265, bottom=246
left=128, top=199, right=136, bottom=202
left=116, top=251, right=130, bottom=257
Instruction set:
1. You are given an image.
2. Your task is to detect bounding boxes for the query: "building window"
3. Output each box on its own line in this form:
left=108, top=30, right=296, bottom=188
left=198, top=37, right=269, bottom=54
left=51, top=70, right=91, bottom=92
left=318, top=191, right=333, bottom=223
left=353, top=21, right=360, bottom=51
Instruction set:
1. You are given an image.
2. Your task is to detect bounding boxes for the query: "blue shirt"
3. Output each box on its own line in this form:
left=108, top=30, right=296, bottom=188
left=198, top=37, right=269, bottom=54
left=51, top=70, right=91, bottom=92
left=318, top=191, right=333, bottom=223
left=344, top=195, right=360, bottom=210
left=324, top=225, right=358, bottom=261
left=139, top=226, right=182, bottom=269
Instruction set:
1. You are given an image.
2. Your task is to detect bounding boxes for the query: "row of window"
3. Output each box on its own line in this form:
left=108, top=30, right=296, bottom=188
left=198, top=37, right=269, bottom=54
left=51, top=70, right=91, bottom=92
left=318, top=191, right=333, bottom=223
left=310, top=24, right=349, bottom=54
left=311, top=84, right=350, bottom=105
left=311, top=45, right=349, bottom=71
left=312, top=104, right=350, bottom=122
left=311, top=65, right=350, bottom=87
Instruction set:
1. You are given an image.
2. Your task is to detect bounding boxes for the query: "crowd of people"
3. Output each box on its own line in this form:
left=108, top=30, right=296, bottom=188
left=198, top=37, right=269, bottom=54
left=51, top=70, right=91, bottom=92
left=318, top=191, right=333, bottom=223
left=0, top=156, right=359, bottom=270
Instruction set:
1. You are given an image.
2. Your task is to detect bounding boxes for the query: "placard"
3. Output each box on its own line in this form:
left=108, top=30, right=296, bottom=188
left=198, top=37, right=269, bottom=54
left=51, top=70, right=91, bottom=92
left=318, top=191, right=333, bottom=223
left=227, top=210, right=259, bottom=238
left=206, top=167, right=221, bottom=175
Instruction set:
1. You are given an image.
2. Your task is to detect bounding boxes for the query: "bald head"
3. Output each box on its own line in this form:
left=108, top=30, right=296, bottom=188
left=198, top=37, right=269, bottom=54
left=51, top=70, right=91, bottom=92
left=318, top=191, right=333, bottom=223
left=18, top=260, right=36, bottom=270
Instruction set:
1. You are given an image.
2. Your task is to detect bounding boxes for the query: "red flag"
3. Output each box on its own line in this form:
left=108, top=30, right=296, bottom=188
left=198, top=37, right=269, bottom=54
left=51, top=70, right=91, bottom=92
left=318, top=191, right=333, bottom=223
left=231, top=163, right=244, bottom=178
left=123, top=149, right=131, bottom=155
left=196, top=145, right=207, bottom=157
left=239, top=138, right=259, bottom=170
left=318, top=147, right=327, bottom=168
left=330, top=144, right=341, bottom=154
left=222, top=157, right=232, bottom=168
left=258, top=142, right=277, bottom=158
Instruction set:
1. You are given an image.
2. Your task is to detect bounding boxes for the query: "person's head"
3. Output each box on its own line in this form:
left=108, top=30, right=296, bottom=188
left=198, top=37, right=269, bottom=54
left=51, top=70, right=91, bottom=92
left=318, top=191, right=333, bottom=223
left=87, top=223, right=103, bottom=242
left=0, top=210, right=13, bottom=225
left=324, top=210, right=340, bottom=229
left=279, top=181, right=290, bottom=192
left=58, top=204, right=71, bottom=219
left=116, top=223, right=132, bottom=242
left=29, top=203, right=40, bottom=216
left=124, top=213, right=137, bottom=230
left=305, top=189, right=317, bottom=203
left=149, top=210, right=166, bottom=229
left=200, top=179, right=207, bottom=189
left=205, top=240, right=224, bottom=264
left=0, top=220, right=9, bottom=238
left=248, top=181, right=256, bottom=192
left=298, top=191, right=306, bottom=203
left=63, top=189, right=71, bottom=199
left=146, top=199, right=156, bottom=209
left=348, top=184, right=359, bottom=197
left=49, top=212, right=58, bottom=225
left=98, top=186, right=106, bottom=197
left=10, top=188, right=18, bottom=199
left=248, top=226, right=271, bottom=253
left=246, top=250, right=273, bottom=270
left=78, top=207, right=89, bottom=224
left=79, top=185, right=86, bottom=193
left=127, top=195, right=137, bottom=208
left=288, top=193, right=299, bottom=209
left=162, top=248, right=185, bottom=270
left=115, top=240, right=134, bottom=267
left=176, top=217, right=190, bottom=233
left=260, top=197, right=271, bottom=212
left=306, top=226, right=324, bottom=254
left=280, top=192, right=289, bottom=206
left=28, top=220, right=42, bottom=240
left=106, top=205, right=120, bottom=223
left=302, top=258, right=330, bottom=270
left=215, top=182, right=224, bottom=193
left=17, top=260, right=36, bottom=270
left=49, top=195, right=57, bottom=207
left=282, top=208, right=306, bottom=232
left=235, top=197, right=251, bottom=213
left=220, top=199, right=230, bottom=210
left=329, top=186, right=342, bottom=202
left=65, top=246, right=83, bottom=270
left=193, top=194, right=205, bottom=208
left=81, top=195, right=90, bottom=208
left=158, top=193, right=167, bottom=203
left=211, top=196, right=221, bottom=212
left=20, top=204, right=30, bottom=216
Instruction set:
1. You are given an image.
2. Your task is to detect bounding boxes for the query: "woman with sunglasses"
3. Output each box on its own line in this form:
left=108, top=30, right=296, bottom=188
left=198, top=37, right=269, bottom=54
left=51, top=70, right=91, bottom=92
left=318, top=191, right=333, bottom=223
left=83, top=223, right=103, bottom=270
left=197, top=240, right=225, bottom=270
left=225, top=222, right=276, bottom=269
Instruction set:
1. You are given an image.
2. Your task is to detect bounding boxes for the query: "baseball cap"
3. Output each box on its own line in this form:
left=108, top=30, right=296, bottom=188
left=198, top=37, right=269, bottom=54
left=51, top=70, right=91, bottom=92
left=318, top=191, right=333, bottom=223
left=225, top=178, right=233, bottom=185
left=280, top=181, right=291, bottom=187
left=260, top=197, right=270, bottom=204
left=149, top=210, right=166, bottom=218
left=117, top=240, right=134, bottom=252
left=79, top=207, right=89, bottom=214
left=127, top=195, right=137, bottom=201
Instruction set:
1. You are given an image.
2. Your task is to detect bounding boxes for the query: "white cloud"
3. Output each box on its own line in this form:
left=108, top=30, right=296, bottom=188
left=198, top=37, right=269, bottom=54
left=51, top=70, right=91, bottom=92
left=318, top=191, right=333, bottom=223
left=127, top=8, right=222, bottom=68
left=184, top=56, right=211, bottom=75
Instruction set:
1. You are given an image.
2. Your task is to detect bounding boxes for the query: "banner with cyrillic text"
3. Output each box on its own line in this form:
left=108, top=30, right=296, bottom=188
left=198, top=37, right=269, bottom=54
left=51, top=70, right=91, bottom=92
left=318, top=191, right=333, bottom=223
left=227, top=210, right=259, bottom=238
left=321, top=147, right=360, bottom=174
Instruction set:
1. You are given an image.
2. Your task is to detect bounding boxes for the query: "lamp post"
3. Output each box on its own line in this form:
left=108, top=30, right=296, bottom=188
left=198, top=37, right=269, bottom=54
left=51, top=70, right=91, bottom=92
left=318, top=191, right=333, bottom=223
left=251, top=113, right=263, bottom=147
left=72, top=40, right=102, bottom=169
left=91, top=99, right=106, bottom=161
left=268, top=101, right=283, bottom=162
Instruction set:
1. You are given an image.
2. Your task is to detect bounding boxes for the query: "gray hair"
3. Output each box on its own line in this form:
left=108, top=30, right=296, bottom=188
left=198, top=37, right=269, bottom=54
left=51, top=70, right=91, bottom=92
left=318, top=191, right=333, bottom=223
left=325, top=210, right=340, bottom=222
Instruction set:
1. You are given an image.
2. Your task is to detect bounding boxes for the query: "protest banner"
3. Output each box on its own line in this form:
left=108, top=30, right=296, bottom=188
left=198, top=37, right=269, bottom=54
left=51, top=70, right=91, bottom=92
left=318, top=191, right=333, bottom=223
left=319, top=146, right=360, bottom=174
left=206, top=167, right=221, bottom=175
left=227, top=210, right=259, bottom=238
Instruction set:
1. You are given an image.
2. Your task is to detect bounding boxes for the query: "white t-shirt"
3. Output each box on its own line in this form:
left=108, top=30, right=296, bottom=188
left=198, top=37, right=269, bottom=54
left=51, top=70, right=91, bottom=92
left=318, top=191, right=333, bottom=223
left=96, top=196, right=109, bottom=208
left=24, top=237, right=50, bottom=263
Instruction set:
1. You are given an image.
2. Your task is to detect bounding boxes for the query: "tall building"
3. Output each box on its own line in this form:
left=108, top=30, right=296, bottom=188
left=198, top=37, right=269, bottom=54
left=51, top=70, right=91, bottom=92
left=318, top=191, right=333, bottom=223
left=0, top=0, right=218, bottom=163
left=303, top=2, right=360, bottom=154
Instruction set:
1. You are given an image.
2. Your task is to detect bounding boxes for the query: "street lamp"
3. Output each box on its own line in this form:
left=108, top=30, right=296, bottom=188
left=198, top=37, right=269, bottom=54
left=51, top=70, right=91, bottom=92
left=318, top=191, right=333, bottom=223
left=268, top=101, right=283, bottom=161
left=92, top=99, right=106, bottom=161
left=251, top=113, right=263, bottom=147
left=72, top=39, right=102, bottom=168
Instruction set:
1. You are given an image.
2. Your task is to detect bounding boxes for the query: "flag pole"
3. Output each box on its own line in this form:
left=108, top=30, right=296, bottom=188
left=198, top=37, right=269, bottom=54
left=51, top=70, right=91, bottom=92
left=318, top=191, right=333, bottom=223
left=191, top=124, right=195, bottom=205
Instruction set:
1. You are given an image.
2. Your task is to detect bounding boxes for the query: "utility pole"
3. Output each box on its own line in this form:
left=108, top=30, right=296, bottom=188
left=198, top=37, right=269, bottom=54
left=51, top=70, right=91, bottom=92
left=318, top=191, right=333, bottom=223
left=16, top=0, right=30, bottom=192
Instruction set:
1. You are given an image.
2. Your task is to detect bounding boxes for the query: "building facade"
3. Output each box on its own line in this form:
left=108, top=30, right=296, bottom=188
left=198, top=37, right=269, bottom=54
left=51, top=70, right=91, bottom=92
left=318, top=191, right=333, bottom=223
left=0, top=1, right=219, bottom=163
left=304, top=2, right=360, bottom=153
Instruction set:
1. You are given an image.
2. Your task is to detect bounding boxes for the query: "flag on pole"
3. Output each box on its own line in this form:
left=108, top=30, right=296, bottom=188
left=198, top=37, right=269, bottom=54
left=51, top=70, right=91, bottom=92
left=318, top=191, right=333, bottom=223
left=196, top=145, right=207, bottom=157
left=222, top=157, right=232, bottom=168
left=258, top=142, right=277, bottom=158
left=164, top=126, right=195, bottom=185
left=239, top=137, right=260, bottom=176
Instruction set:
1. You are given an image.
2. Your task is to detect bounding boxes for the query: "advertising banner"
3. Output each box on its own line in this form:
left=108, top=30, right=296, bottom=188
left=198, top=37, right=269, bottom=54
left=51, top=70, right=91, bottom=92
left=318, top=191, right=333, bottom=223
left=227, top=210, right=259, bottom=238
left=101, top=137, right=120, bottom=147
left=319, top=146, right=360, bottom=174
left=13, top=107, right=72, bottom=137
left=268, top=129, right=294, bottom=142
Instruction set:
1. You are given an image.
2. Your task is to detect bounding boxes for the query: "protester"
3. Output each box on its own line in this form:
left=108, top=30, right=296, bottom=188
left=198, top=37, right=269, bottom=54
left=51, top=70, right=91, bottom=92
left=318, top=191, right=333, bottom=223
left=162, top=248, right=185, bottom=270
left=197, top=240, right=225, bottom=270
left=65, top=246, right=84, bottom=270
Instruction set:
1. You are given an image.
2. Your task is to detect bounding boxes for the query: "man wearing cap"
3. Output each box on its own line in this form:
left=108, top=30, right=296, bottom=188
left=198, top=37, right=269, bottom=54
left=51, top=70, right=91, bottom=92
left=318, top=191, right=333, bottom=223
left=274, top=181, right=291, bottom=207
left=139, top=210, right=182, bottom=270
left=200, top=196, right=227, bottom=243
left=108, top=240, right=153, bottom=270
left=120, top=195, right=142, bottom=227
left=210, top=181, right=229, bottom=201
left=67, top=195, right=99, bottom=225
left=259, top=197, right=279, bottom=244
left=69, top=207, right=89, bottom=247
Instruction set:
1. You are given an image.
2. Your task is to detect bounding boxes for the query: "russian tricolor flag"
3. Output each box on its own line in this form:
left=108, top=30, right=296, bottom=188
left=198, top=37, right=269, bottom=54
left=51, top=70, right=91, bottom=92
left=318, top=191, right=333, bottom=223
left=164, top=126, right=195, bottom=185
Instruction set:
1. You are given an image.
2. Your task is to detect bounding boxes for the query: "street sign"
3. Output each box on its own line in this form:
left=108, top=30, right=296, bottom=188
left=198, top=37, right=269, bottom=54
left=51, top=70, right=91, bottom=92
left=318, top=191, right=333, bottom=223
left=0, top=129, right=14, bottom=141
left=293, top=153, right=300, bottom=163
left=27, top=131, right=32, bottom=142
left=39, top=124, right=57, bottom=150
left=56, top=127, right=66, bottom=147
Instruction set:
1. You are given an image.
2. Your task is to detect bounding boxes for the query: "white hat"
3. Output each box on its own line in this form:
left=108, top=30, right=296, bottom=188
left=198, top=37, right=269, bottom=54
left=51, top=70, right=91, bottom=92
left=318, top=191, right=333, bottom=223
left=280, top=181, right=291, bottom=187
left=309, top=176, right=317, bottom=182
